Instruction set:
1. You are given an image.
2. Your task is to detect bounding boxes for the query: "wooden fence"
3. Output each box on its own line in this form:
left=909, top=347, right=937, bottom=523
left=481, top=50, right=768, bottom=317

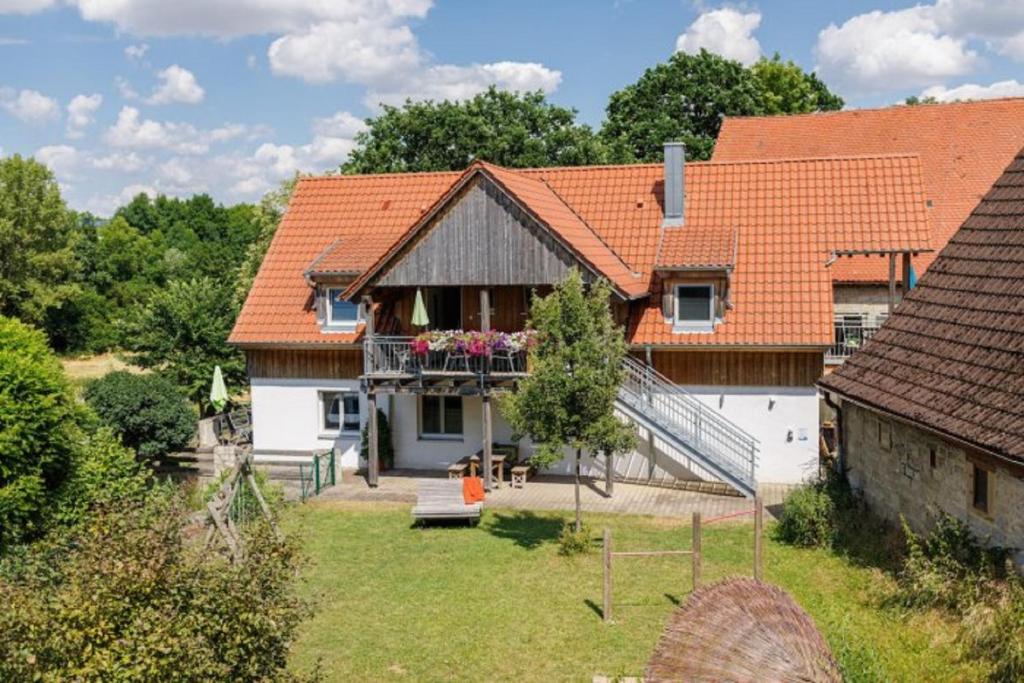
left=602, top=498, right=763, bottom=623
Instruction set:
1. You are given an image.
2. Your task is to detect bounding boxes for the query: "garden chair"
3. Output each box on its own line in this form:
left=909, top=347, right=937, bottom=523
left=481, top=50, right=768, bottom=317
left=227, top=408, right=252, bottom=444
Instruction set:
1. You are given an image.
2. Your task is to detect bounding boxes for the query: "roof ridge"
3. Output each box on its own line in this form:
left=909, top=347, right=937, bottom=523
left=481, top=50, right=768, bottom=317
left=300, top=169, right=462, bottom=182
left=699, top=152, right=923, bottom=167
left=724, top=97, right=1024, bottom=123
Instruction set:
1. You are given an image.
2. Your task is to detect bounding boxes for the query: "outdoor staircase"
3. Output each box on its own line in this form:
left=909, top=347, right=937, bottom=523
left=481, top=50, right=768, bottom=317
left=616, top=356, right=759, bottom=497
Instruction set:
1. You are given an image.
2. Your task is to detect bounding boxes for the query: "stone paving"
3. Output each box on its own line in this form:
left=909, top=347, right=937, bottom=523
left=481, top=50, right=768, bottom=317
left=319, top=469, right=793, bottom=520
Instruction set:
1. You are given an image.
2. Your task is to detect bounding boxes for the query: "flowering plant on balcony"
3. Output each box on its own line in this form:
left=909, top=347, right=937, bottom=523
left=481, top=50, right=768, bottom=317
left=409, top=329, right=538, bottom=357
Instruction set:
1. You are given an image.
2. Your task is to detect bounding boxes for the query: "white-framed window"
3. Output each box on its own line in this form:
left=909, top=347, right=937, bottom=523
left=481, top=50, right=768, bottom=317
left=319, top=390, right=360, bottom=434
left=674, top=284, right=715, bottom=331
left=325, top=287, right=361, bottom=329
left=419, top=395, right=463, bottom=439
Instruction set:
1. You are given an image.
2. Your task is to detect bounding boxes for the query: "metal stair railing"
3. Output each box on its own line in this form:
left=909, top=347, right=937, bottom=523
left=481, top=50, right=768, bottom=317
left=618, top=356, right=758, bottom=492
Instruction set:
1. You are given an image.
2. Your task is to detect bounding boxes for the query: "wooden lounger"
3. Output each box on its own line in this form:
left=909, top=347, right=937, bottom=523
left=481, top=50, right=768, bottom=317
left=411, top=479, right=482, bottom=524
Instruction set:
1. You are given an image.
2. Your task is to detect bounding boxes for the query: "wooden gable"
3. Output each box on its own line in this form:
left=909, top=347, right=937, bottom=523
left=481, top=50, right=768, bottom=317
left=375, top=176, right=597, bottom=288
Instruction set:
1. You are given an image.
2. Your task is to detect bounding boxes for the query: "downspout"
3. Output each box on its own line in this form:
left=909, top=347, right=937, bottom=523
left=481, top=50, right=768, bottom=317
left=822, top=391, right=844, bottom=476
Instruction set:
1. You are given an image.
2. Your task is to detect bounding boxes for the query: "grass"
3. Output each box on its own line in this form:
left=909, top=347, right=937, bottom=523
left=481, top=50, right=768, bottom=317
left=285, top=501, right=985, bottom=682
left=61, top=352, right=144, bottom=386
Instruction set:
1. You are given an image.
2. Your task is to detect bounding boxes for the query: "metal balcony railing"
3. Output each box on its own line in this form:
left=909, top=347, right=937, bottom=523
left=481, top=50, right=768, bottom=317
left=826, top=318, right=882, bottom=363
left=364, top=336, right=527, bottom=376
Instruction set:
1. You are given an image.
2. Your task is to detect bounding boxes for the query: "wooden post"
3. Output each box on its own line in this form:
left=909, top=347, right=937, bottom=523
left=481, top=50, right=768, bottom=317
left=368, top=391, right=379, bottom=487
left=479, top=287, right=491, bottom=332
left=692, top=511, right=702, bottom=591
left=605, top=450, right=614, bottom=497
left=901, top=252, right=912, bottom=297
left=887, top=253, right=897, bottom=315
left=482, top=393, right=493, bottom=492
left=603, top=528, right=612, bottom=623
left=362, top=294, right=375, bottom=376
left=754, top=497, right=764, bottom=581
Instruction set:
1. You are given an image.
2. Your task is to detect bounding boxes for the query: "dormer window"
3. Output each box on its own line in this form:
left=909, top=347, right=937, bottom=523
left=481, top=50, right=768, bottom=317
left=674, top=284, right=715, bottom=332
left=324, top=287, right=362, bottom=330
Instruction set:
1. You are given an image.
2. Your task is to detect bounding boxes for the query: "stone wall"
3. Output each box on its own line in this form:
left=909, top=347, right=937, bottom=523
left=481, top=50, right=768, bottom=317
left=843, top=402, right=1024, bottom=552
left=833, top=284, right=900, bottom=325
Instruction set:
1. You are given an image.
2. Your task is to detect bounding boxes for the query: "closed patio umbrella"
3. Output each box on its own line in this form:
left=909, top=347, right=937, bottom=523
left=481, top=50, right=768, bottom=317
left=210, top=365, right=228, bottom=412
left=412, top=288, right=430, bottom=327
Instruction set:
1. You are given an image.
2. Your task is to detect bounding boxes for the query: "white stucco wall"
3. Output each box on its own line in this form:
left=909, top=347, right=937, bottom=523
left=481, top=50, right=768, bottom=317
left=683, top=386, right=820, bottom=483
left=249, top=377, right=362, bottom=469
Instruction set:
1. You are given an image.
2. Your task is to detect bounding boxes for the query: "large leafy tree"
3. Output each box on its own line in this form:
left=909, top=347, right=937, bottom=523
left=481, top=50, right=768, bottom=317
left=601, top=49, right=843, bottom=161
left=124, top=277, right=245, bottom=409
left=0, top=156, right=79, bottom=343
left=342, top=87, right=614, bottom=173
left=503, top=271, right=635, bottom=532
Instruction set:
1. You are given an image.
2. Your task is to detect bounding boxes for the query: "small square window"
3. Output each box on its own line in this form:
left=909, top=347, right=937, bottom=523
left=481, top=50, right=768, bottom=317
left=321, top=391, right=360, bottom=434
left=674, top=284, right=714, bottom=331
left=972, top=464, right=990, bottom=515
left=326, top=288, right=360, bottom=328
left=420, top=396, right=463, bottom=438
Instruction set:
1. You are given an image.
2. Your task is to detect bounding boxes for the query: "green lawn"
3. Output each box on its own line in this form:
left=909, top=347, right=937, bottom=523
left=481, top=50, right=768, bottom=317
left=285, top=501, right=984, bottom=682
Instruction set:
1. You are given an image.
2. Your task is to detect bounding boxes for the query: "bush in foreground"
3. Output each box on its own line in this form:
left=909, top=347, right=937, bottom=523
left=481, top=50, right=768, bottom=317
left=0, top=491, right=313, bottom=682
left=85, top=371, right=195, bottom=459
left=775, top=471, right=859, bottom=549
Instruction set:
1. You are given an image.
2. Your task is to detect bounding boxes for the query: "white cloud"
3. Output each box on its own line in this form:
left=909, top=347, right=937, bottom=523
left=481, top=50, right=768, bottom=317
left=921, top=78, right=1024, bottom=101
left=66, top=93, right=102, bottom=138
left=0, top=37, right=29, bottom=45
left=815, top=7, right=979, bottom=93
left=246, top=53, right=258, bottom=69
left=145, top=64, right=204, bottom=105
left=365, top=62, right=562, bottom=108
left=675, top=8, right=762, bottom=65
left=90, top=150, right=147, bottom=172
left=35, top=144, right=80, bottom=177
left=124, top=42, right=148, bottom=59
left=104, top=106, right=255, bottom=154
left=114, top=76, right=138, bottom=100
left=0, top=87, right=59, bottom=122
left=0, top=0, right=55, bottom=13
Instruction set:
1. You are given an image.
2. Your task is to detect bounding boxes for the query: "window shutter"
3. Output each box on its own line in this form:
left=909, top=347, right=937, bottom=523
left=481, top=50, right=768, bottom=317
left=662, top=288, right=674, bottom=321
left=315, top=287, right=327, bottom=323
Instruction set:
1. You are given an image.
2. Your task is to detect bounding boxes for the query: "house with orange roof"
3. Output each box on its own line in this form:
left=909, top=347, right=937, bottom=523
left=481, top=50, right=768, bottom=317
left=231, top=143, right=930, bottom=492
left=713, top=97, right=1024, bottom=363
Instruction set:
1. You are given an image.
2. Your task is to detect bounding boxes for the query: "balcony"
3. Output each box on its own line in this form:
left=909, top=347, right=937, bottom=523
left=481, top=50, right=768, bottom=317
left=364, top=332, right=531, bottom=380
left=826, top=318, right=882, bottom=364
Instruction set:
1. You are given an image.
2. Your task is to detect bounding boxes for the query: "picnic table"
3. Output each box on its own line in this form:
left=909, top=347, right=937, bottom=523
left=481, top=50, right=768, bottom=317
left=469, top=452, right=506, bottom=488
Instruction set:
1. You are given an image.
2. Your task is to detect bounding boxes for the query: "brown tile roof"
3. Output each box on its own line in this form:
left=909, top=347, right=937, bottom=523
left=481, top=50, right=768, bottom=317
left=820, top=147, right=1024, bottom=464
left=231, top=157, right=930, bottom=349
left=713, top=97, right=1024, bottom=283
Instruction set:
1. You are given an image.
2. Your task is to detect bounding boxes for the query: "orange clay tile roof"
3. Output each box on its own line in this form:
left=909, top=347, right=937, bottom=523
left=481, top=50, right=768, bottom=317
left=657, top=227, right=736, bottom=269
left=713, top=97, right=1024, bottom=283
left=230, top=156, right=930, bottom=348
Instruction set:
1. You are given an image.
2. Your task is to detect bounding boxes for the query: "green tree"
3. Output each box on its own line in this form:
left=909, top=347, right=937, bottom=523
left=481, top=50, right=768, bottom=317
left=124, top=277, right=245, bottom=409
left=0, top=155, right=79, bottom=345
left=601, top=49, right=843, bottom=161
left=343, top=87, right=614, bottom=173
left=503, top=271, right=635, bottom=532
left=750, top=53, right=844, bottom=114
left=0, top=316, right=79, bottom=547
left=905, top=95, right=939, bottom=105
left=85, top=372, right=196, bottom=459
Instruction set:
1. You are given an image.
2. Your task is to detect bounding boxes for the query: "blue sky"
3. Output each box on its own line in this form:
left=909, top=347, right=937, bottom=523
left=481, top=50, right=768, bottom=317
left=1, top=0, right=1023, bottom=214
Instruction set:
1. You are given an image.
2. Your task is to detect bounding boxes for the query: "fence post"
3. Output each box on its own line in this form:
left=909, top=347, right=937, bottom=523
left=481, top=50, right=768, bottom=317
left=330, top=449, right=337, bottom=487
left=314, top=453, right=321, bottom=495
left=692, top=511, right=702, bottom=591
left=603, top=528, right=612, bottom=623
left=754, top=496, right=764, bottom=581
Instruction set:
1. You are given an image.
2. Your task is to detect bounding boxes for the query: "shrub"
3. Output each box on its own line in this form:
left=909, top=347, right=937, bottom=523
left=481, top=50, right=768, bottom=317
left=962, top=579, right=1024, bottom=682
left=0, top=316, right=79, bottom=547
left=359, top=409, right=394, bottom=470
left=85, top=371, right=195, bottom=459
left=558, top=521, right=593, bottom=556
left=0, top=491, right=314, bottom=682
left=896, top=513, right=1008, bottom=611
left=775, top=483, right=837, bottom=548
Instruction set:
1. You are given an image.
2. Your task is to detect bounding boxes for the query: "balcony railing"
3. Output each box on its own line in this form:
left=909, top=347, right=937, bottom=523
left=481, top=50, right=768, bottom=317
left=364, top=335, right=528, bottom=376
left=827, top=318, right=882, bottom=363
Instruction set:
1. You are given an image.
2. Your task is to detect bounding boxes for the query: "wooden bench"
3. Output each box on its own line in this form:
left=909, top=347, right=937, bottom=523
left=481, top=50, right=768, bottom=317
left=411, top=479, right=481, bottom=524
left=510, top=465, right=531, bottom=489
left=447, top=458, right=469, bottom=479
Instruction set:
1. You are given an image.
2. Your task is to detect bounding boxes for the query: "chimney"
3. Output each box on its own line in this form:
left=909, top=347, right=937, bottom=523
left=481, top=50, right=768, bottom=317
left=661, top=141, right=685, bottom=228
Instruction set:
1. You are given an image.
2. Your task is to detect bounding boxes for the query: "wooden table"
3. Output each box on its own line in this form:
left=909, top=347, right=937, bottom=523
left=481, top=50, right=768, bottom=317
left=469, top=453, right=506, bottom=488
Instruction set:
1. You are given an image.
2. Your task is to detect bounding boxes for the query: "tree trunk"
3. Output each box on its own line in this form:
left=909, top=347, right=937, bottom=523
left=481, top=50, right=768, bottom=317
left=574, top=447, right=582, bottom=532
left=605, top=450, right=614, bottom=497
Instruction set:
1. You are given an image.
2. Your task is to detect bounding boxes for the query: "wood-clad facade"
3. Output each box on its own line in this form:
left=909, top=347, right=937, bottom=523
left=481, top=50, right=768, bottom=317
left=245, top=348, right=362, bottom=379
left=648, top=350, right=824, bottom=387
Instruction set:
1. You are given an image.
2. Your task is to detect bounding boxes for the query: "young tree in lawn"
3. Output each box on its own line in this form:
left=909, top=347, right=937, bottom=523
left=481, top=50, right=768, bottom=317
left=504, top=270, right=635, bottom=532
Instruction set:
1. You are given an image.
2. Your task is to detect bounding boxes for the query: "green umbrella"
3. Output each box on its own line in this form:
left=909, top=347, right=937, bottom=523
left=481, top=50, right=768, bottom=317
left=412, top=288, right=430, bottom=327
left=210, top=365, right=228, bottom=412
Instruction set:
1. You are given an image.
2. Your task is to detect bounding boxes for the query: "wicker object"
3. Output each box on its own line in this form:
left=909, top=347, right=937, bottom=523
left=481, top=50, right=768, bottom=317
left=645, top=577, right=841, bottom=682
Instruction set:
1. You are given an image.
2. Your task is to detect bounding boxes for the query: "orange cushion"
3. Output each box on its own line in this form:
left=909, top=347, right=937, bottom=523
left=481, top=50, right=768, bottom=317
left=462, top=476, right=485, bottom=504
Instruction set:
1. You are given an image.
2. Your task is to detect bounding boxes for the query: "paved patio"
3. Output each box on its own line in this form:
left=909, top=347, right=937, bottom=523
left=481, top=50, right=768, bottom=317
left=320, top=469, right=793, bottom=520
